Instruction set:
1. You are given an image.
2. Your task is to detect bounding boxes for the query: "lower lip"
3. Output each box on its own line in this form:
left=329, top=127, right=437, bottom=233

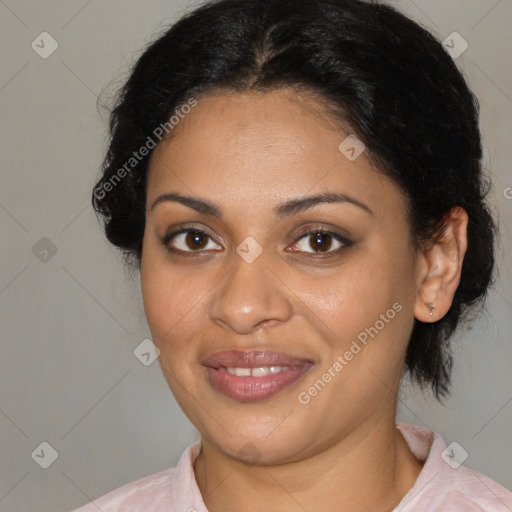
left=205, top=365, right=312, bottom=402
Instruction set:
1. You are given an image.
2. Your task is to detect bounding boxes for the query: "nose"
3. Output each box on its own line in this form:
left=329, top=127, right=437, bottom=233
left=208, top=253, right=293, bottom=335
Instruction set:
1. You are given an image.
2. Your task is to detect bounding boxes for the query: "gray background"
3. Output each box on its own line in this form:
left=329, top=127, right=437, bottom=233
left=0, top=1, right=511, bottom=511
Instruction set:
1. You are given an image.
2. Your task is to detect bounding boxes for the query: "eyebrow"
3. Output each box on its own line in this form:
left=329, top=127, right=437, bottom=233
left=149, top=191, right=373, bottom=218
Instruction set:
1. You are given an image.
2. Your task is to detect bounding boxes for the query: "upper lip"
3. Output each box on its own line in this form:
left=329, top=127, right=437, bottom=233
left=202, top=350, right=313, bottom=369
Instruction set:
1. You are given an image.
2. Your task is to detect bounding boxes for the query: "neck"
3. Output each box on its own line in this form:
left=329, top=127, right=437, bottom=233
left=194, top=416, right=424, bottom=512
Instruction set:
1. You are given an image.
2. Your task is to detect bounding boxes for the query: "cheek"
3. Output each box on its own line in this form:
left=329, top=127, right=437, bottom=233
left=292, top=249, right=414, bottom=377
left=140, top=260, right=208, bottom=407
left=140, top=250, right=208, bottom=346
left=294, top=259, right=395, bottom=337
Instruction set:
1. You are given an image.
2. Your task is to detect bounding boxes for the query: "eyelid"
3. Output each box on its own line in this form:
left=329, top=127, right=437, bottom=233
left=287, top=225, right=353, bottom=256
left=160, top=223, right=353, bottom=257
left=294, top=223, right=351, bottom=241
left=162, top=223, right=216, bottom=241
left=161, top=224, right=223, bottom=255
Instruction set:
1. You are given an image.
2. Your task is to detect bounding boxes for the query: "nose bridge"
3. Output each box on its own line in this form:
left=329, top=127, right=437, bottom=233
left=208, top=250, right=293, bottom=334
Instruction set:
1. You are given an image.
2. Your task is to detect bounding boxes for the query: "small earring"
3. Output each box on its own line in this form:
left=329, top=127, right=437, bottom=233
left=426, top=302, right=436, bottom=316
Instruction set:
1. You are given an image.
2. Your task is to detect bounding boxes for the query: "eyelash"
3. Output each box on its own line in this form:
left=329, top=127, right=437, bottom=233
left=161, top=225, right=353, bottom=259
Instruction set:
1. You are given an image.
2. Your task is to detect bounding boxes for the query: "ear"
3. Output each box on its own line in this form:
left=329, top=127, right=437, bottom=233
left=413, top=206, right=468, bottom=323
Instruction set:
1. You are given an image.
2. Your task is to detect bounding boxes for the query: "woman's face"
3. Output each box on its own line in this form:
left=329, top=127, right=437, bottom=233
left=141, top=88, right=422, bottom=464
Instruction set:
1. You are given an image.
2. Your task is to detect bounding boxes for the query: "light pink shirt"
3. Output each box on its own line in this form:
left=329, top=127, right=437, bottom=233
left=70, top=423, right=512, bottom=511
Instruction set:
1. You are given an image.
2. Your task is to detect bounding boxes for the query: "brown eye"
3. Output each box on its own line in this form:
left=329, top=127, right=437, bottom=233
left=185, top=231, right=209, bottom=250
left=308, top=232, right=334, bottom=252
left=288, top=229, right=351, bottom=256
left=163, top=229, right=222, bottom=254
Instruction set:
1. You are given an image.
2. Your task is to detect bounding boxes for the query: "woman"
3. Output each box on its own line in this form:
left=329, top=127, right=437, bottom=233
left=72, top=0, right=511, bottom=510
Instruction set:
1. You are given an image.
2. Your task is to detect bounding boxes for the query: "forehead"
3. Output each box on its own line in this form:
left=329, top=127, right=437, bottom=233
left=146, top=89, right=404, bottom=218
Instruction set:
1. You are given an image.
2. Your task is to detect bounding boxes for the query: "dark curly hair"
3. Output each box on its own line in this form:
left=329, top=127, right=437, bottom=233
left=92, top=0, right=496, bottom=399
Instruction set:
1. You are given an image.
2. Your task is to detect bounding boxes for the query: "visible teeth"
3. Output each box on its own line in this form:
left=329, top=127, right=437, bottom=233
left=226, top=367, right=251, bottom=376
left=224, top=366, right=291, bottom=377
left=251, top=367, right=270, bottom=377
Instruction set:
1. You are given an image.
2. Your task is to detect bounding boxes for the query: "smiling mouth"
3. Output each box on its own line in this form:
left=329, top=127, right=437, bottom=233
left=222, top=365, right=292, bottom=377
left=202, top=350, right=314, bottom=401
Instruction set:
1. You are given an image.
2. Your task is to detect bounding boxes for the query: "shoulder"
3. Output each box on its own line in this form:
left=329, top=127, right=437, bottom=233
left=407, top=464, right=512, bottom=511
left=69, top=442, right=202, bottom=512
left=451, top=466, right=512, bottom=510
left=69, top=467, right=174, bottom=512
left=396, top=423, right=512, bottom=512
